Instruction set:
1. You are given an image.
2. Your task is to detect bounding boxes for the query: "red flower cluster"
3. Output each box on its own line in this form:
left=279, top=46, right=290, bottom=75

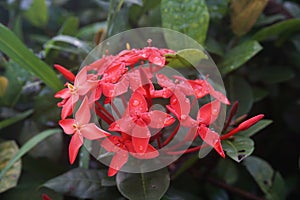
left=55, top=44, right=263, bottom=176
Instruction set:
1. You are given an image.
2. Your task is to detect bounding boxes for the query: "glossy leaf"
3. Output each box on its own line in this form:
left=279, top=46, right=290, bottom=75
left=43, top=168, right=116, bottom=199
left=0, top=23, right=63, bottom=91
left=58, top=16, right=79, bottom=36
left=253, top=19, right=300, bottom=41
left=0, top=109, right=33, bottom=130
left=222, top=136, right=254, bottom=162
left=237, top=119, right=272, bottom=137
left=225, top=76, right=253, bottom=116
left=230, top=0, right=268, bottom=36
left=206, top=0, right=228, bottom=21
left=256, top=66, right=295, bottom=84
left=220, top=40, right=262, bottom=75
left=116, top=168, right=170, bottom=200
left=243, top=156, right=286, bottom=200
left=0, top=141, right=21, bottom=193
left=165, top=49, right=208, bottom=68
left=161, top=0, right=209, bottom=45
left=216, top=159, right=238, bottom=184
left=0, top=129, right=61, bottom=179
left=23, top=0, right=48, bottom=27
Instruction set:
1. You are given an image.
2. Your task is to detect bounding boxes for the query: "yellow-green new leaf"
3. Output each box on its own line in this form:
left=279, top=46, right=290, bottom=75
left=0, top=141, right=21, bottom=193
left=231, top=0, right=268, bottom=36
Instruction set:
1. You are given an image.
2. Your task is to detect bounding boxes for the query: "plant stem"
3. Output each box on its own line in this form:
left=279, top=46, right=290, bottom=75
left=206, top=176, right=265, bottom=200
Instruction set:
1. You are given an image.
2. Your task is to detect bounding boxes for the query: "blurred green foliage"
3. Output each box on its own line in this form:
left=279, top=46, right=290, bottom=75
left=0, top=0, right=299, bottom=199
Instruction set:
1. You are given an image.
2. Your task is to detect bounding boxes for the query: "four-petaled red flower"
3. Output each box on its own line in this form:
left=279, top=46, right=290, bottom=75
left=59, top=97, right=110, bottom=164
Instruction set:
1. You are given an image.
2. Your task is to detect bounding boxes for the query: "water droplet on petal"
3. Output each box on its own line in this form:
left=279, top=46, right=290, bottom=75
left=185, top=98, right=189, bottom=103
left=212, top=108, right=218, bottom=114
left=164, top=116, right=174, bottom=125
left=181, top=115, right=187, bottom=120
left=138, top=145, right=144, bottom=151
left=132, top=100, right=140, bottom=106
left=171, top=98, right=177, bottom=104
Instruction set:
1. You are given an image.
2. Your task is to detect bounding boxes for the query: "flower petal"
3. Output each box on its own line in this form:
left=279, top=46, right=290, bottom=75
left=129, top=91, right=148, bottom=114
left=59, top=119, right=76, bottom=134
left=198, top=126, right=224, bottom=157
left=168, top=91, right=191, bottom=119
left=197, top=100, right=221, bottom=125
left=130, top=144, right=159, bottom=159
left=69, top=133, right=83, bottom=164
left=148, top=110, right=175, bottom=128
left=108, top=150, right=128, bottom=177
left=131, top=124, right=150, bottom=154
left=74, top=67, right=87, bottom=87
left=54, top=64, right=75, bottom=82
left=75, top=97, right=90, bottom=125
left=54, top=88, right=71, bottom=99
left=80, top=123, right=110, bottom=140
left=156, top=73, right=174, bottom=89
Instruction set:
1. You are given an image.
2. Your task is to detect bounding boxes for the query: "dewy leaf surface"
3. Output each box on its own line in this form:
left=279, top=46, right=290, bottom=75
left=161, top=0, right=209, bottom=45
left=116, top=168, right=170, bottom=200
left=220, top=40, right=262, bottom=75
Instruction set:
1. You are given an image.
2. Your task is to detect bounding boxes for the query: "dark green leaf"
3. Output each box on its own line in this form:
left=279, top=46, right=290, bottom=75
left=0, top=23, right=63, bottom=91
left=252, top=86, right=269, bottom=102
left=0, top=141, right=21, bottom=193
left=225, top=76, right=253, bottom=116
left=161, top=0, right=209, bottom=45
left=220, top=40, right=262, bottom=75
left=0, top=129, right=61, bottom=179
left=23, top=0, right=48, bottom=27
left=216, top=159, right=238, bottom=184
left=0, top=110, right=33, bottom=130
left=222, top=136, right=254, bottom=162
left=116, top=168, right=170, bottom=200
left=256, top=66, right=295, bottom=84
left=206, top=0, right=228, bottom=21
left=243, top=156, right=286, bottom=200
left=236, top=119, right=272, bottom=137
left=162, top=187, right=201, bottom=200
left=253, top=19, right=300, bottom=41
left=43, top=168, right=116, bottom=199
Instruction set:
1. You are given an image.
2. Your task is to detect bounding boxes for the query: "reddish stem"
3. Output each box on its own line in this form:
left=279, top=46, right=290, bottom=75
left=166, top=144, right=209, bottom=155
left=95, top=102, right=114, bottom=121
left=95, top=105, right=114, bottom=125
left=223, top=101, right=239, bottom=132
left=162, top=123, right=180, bottom=147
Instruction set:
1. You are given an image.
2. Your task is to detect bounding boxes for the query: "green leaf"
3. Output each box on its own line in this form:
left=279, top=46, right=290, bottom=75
left=216, top=159, right=238, bottom=184
left=44, top=35, right=91, bottom=55
left=0, top=109, right=33, bottom=130
left=162, top=187, right=201, bottom=200
left=0, top=129, right=61, bottom=179
left=220, top=40, right=262, bottom=75
left=0, top=141, right=21, bottom=193
left=230, top=0, right=268, bottom=36
left=58, top=16, right=79, bottom=36
left=206, top=0, right=229, bottom=21
left=225, top=76, right=253, bottom=116
left=253, top=19, right=300, bottom=41
left=0, top=23, right=63, bottom=91
left=237, top=119, right=272, bottom=137
left=43, top=168, right=116, bottom=199
left=23, top=0, right=49, bottom=27
left=161, top=0, right=209, bottom=45
left=124, top=0, right=143, bottom=6
left=116, top=168, right=170, bottom=200
left=165, top=49, right=208, bottom=68
left=243, top=156, right=286, bottom=200
left=256, top=66, right=295, bottom=84
left=222, top=136, right=254, bottom=162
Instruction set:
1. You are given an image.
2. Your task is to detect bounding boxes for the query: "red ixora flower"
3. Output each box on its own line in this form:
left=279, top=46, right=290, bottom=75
left=55, top=42, right=264, bottom=176
left=59, top=97, right=110, bottom=164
